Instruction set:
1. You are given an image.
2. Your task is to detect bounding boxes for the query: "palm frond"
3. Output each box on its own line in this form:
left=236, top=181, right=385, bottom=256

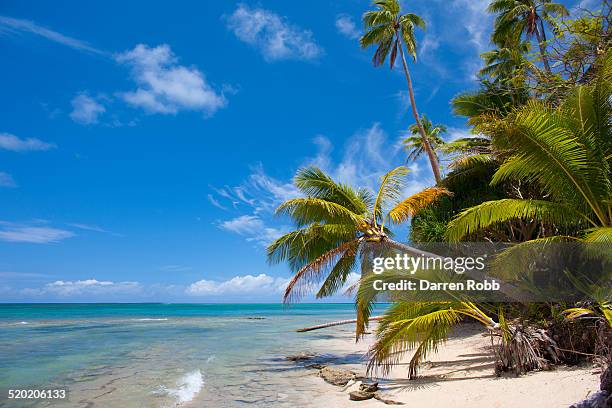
left=445, top=199, right=582, bottom=242
left=583, top=227, right=612, bottom=243
left=373, top=166, right=409, bottom=225
left=276, top=198, right=364, bottom=228
left=294, top=167, right=369, bottom=214
left=283, top=238, right=363, bottom=303
left=388, top=187, right=452, bottom=224
left=492, top=100, right=607, bottom=222
left=316, top=241, right=360, bottom=298
left=367, top=303, right=463, bottom=378
left=267, top=223, right=358, bottom=271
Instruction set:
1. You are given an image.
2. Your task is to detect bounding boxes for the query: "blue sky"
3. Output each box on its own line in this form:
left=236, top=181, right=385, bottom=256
left=0, top=0, right=589, bottom=302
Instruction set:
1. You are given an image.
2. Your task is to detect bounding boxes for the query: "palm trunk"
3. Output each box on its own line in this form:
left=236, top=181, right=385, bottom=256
left=397, top=32, right=442, bottom=185
left=297, top=316, right=382, bottom=332
left=535, top=21, right=552, bottom=75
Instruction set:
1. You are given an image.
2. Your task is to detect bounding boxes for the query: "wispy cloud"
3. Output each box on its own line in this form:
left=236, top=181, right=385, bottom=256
left=68, top=223, right=122, bottom=237
left=0, top=271, right=49, bottom=279
left=115, top=44, right=227, bottom=116
left=0, top=15, right=105, bottom=55
left=211, top=164, right=300, bottom=214
left=23, top=279, right=140, bottom=296
left=0, top=172, right=17, bottom=188
left=308, top=123, right=428, bottom=194
left=335, top=14, right=360, bottom=40
left=226, top=4, right=323, bottom=62
left=159, top=265, right=192, bottom=272
left=403, top=0, right=492, bottom=81
left=0, top=133, right=56, bottom=152
left=212, top=123, right=432, bottom=249
left=0, top=221, right=74, bottom=243
left=186, top=273, right=289, bottom=296
left=69, top=93, right=106, bottom=125
left=207, top=194, right=227, bottom=210
left=219, top=215, right=287, bottom=246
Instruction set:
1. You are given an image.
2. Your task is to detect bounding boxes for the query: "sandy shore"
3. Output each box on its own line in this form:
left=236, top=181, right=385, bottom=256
left=299, top=323, right=600, bottom=408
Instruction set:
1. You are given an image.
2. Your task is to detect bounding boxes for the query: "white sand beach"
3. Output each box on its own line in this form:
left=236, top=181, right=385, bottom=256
left=298, top=323, right=600, bottom=408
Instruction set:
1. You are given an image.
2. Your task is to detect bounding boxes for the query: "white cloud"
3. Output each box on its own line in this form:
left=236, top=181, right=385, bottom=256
left=219, top=215, right=286, bottom=246
left=308, top=123, right=429, bottom=193
left=0, top=172, right=17, bottom=188
left=454, top=0, right=491, bottom=52
left=226, top=4, right=323, bottom=62
left=0, top=133, right=55, bottom=151
left=186, top=273, right=289, bottom=296
left=0, top=222, right=74, bottom=243
left=446, top=127, right=477, bottom=142
left=69, top=93, right=106, bottom=125
left=212, top=123, right=434, bottom=245
left=207, top=194, right=227, bottom=210
left=335, top=14, right=360, bottom=40
left=24, top=279, right=140, bottom=296
left=115, top=44, right=227, bottom=116
left=211, top=164, right=300, bottom=214
left=0, top=15, right=104, bottom=55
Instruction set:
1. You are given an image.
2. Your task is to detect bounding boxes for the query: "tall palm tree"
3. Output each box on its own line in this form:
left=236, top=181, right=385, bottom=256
left=446, top=50, right=611, bottom=244
left=402, top=114, right=446, bottom=162
left=267, top=166, right=450, bottom=302
left=489, top=0, right=569, bottom=75
left=360, top=0, right=442, bottom=184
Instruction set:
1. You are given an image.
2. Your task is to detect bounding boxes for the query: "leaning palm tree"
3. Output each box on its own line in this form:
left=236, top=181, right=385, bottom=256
left=402, top=114, right=446, bottom=163
left=446, top=49, right=611, bottom=244
left=360, top=0, right=442, bottom=184
left=489, top=0, right=569, bottom=75
left=267, top=166, right=450, bottom=302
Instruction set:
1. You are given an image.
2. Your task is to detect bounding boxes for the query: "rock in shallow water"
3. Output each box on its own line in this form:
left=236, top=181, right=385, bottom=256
left=319, top=366, right=356, bottom=386
left=286, top=352, right=315, bottom=362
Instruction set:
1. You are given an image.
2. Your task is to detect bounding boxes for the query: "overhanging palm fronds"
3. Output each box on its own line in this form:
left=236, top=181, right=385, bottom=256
left=268, top=165, right=445, bottom=303
left=446, top=199, right=581, bottom=242
left=447, top=51, right=611, bottom=242
left=366, top=301, right=496, bottom=378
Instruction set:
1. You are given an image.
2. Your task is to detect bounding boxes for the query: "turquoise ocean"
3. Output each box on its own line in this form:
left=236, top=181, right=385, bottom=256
left=0, top=303, right=370, bottom=407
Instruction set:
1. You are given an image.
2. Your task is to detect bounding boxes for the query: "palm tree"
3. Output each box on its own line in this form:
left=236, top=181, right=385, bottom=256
left=446, top=50, right=611, bottom=244
left=480, top=40, right=531, bottom=82
left=267, top=166, right=450, bottom=303
left=489, top=0, right=569, bottom=75
left=402, top=114, right=446, bottom=163
left=360, top=0, right=442, bottom=184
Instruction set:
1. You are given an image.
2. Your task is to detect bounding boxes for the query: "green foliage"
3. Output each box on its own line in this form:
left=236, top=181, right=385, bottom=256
left=402, top=114, right=446, bottom=162
left=268, top=166, right=447, bottom=302
left=447, top=51, right=612, bottom=242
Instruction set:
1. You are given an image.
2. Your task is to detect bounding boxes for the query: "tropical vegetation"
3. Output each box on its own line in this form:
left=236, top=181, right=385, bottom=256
left=269, top=0, right=611, bottom=380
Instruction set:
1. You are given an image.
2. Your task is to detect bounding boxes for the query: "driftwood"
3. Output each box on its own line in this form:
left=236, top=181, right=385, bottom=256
left=297, top=316, right=382, bottom=332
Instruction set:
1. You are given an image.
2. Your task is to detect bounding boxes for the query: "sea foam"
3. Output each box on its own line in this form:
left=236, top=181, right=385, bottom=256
left=167, top=370, right=204, bottom=406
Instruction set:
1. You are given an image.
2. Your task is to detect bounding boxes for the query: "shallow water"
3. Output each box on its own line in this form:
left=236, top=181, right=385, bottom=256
left=0, top=304, right=369, bottom=407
